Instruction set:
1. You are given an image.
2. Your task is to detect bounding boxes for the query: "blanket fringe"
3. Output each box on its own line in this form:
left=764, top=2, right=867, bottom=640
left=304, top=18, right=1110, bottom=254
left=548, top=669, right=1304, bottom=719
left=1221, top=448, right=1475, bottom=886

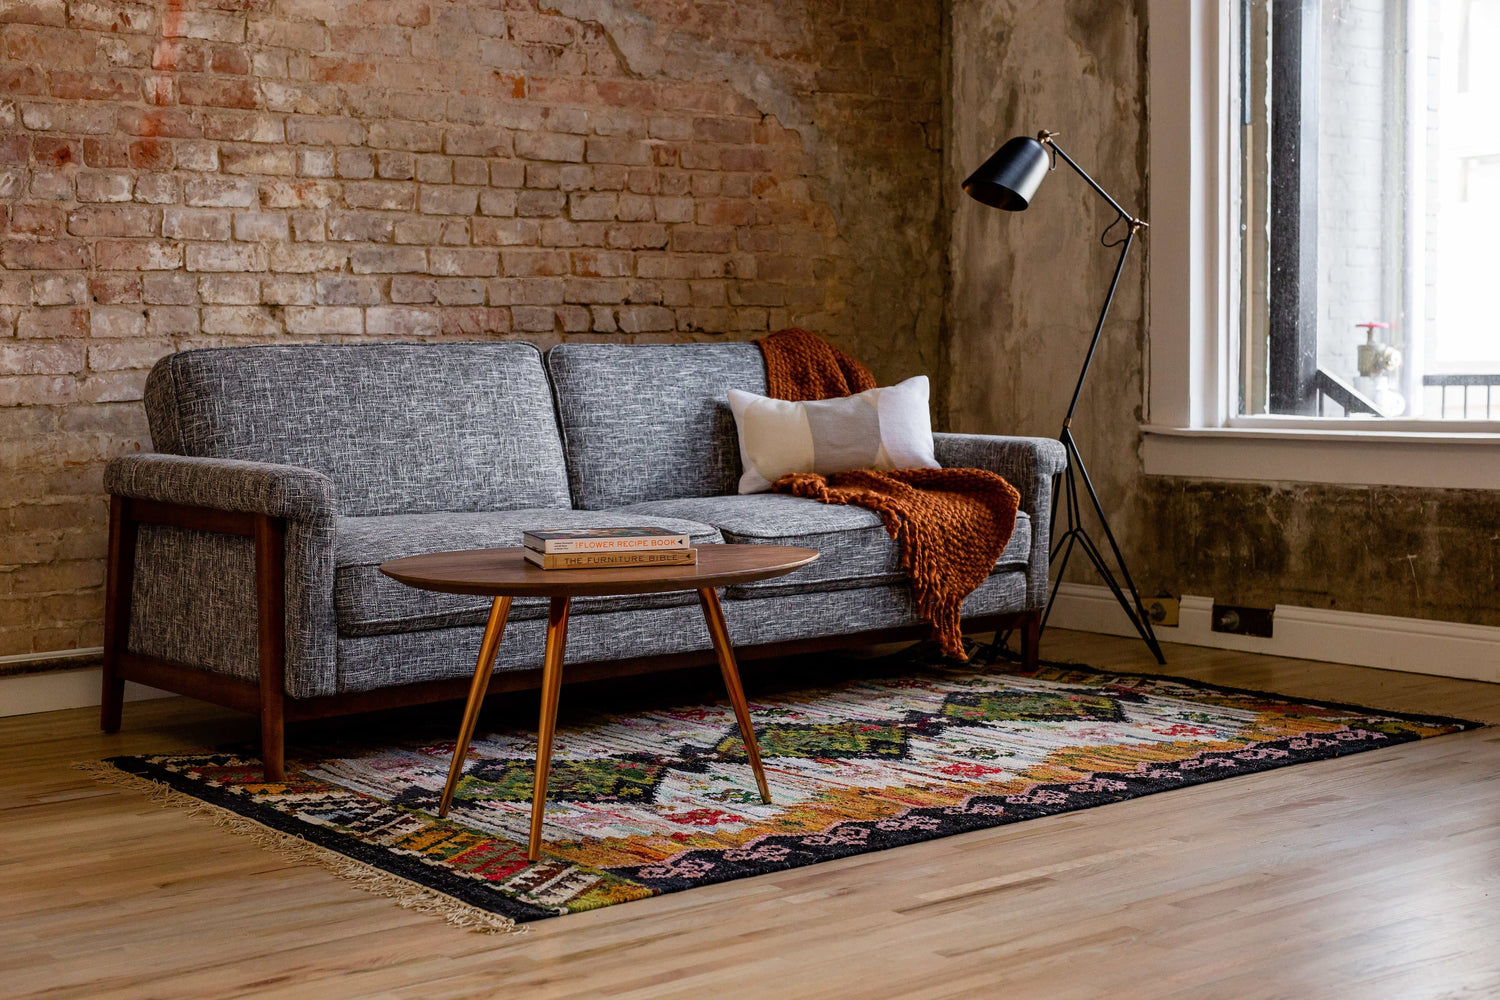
left=72, top=760, right=520, bottom=935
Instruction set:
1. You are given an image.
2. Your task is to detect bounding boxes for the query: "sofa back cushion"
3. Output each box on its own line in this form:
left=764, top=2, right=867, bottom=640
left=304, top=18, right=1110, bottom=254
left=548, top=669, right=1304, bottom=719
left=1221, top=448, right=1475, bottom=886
left=545, top=342, right=767, bottom=509
left=144, top=342, right=572, bottom=517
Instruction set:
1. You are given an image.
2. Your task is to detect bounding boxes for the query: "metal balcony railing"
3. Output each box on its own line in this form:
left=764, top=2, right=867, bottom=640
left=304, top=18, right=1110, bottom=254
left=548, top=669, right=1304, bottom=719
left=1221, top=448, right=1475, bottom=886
left=1423, top=374, right=1500, bottom=419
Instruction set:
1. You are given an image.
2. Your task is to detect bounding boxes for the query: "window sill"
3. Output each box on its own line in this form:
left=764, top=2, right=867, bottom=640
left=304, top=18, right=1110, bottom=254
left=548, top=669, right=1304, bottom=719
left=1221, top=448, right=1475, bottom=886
left=1140, top=424, right=1500, bottom=489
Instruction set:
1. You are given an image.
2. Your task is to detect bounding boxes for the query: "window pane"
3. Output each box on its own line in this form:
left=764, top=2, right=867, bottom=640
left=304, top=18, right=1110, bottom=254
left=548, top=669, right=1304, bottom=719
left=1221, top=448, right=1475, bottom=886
left=1238, top=0, right=1500, bottom=420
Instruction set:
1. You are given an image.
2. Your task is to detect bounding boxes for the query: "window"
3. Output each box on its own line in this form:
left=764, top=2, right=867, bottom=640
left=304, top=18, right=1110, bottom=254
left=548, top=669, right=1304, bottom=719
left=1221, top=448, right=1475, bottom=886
left=1237, top=0, right=1500, bottom=420
left=1141, top=0, right=1500, bottom=490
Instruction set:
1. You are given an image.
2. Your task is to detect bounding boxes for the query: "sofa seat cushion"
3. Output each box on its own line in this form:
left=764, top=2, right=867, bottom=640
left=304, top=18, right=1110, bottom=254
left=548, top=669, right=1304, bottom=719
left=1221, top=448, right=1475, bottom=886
left=612, top=495, right=1030, bottom=597
left=335, top=510, right=723, bottom=638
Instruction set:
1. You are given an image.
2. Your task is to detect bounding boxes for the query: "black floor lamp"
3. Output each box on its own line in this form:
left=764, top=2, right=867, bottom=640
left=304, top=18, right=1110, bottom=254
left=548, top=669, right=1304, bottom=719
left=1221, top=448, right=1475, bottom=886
left=963, top=129, right=1166, bottom=665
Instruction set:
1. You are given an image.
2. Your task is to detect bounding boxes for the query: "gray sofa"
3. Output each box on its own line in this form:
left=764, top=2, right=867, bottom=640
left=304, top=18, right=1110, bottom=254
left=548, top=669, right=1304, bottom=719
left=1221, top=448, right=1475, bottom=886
left=100, top=341, right=1066, bottom=777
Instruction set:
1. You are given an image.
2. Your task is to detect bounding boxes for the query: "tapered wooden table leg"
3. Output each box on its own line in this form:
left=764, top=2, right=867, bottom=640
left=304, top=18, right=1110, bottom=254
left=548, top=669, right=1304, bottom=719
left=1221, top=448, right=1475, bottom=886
left=528, top=596, right=571, bottom=862
left=698, top=587, right=771, bottom=804
left=438, top=596, right=511, bottom=818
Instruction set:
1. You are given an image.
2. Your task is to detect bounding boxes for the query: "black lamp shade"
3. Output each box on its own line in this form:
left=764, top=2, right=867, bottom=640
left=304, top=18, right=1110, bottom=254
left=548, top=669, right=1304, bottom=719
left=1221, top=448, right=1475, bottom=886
left=962, top=136, right=1050, bottom=211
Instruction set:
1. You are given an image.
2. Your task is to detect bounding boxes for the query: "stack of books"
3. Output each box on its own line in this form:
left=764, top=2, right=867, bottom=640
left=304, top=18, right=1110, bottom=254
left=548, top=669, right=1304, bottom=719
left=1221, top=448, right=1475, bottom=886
left=521, top=527, right=696, bottom=570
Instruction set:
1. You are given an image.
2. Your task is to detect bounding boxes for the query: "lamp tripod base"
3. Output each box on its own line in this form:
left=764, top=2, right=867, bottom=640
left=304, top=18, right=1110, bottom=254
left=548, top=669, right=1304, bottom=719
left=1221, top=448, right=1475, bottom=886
left=1042, top=426, right=1166, bottom=665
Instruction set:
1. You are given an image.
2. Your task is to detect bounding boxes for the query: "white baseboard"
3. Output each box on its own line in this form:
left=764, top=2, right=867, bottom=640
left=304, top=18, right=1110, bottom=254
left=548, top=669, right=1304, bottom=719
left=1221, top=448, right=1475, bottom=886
left=1048, top=583, right=1500, bottom=684
left=0, top=666, right=173, bottom=719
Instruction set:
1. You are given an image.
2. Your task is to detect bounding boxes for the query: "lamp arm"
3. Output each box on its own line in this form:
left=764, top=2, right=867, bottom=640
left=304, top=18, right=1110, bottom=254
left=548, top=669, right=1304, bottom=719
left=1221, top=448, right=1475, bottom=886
left=1040, top=133, right=1145, bottom=228
left=1033, top=131, right=1146, bottom=430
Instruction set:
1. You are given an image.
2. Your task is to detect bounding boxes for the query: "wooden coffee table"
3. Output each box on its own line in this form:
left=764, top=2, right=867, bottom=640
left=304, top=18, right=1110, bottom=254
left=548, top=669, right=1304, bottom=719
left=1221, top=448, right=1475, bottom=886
left=380, top=543, right=819, bottom=861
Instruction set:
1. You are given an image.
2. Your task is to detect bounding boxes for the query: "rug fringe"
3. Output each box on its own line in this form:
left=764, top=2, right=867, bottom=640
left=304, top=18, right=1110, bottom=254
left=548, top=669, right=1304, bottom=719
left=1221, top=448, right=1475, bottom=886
left=73, top=760, right=520, bottom=935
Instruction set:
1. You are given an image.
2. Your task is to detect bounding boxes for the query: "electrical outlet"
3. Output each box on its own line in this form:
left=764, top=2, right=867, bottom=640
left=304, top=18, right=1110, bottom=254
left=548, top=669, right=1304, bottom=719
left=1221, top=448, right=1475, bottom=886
left=1211, top=603, right=1273, bottom=638
left=1146, top=596, right=1179, bottom=627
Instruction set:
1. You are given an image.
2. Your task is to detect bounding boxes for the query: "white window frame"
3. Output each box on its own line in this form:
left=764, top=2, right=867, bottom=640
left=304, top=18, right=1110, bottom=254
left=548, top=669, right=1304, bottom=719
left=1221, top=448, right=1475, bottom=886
left=1142, top=0, right=1500, bottom=490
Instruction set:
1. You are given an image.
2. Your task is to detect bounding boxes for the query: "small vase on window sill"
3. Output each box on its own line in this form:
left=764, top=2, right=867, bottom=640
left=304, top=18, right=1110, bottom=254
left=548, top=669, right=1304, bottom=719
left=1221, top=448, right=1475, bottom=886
left=1355, top=321, right=1405, bottom=418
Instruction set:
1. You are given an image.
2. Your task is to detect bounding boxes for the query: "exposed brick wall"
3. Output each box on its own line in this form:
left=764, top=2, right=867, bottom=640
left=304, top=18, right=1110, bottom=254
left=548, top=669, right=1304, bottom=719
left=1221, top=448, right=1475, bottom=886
left=0, top=0, right=943, bottom=658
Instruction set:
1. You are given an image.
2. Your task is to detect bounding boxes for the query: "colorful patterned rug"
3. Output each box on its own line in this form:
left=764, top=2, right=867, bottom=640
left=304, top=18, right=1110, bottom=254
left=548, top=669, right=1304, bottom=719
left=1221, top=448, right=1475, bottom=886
left=93, top=646, right=1479, bottom=931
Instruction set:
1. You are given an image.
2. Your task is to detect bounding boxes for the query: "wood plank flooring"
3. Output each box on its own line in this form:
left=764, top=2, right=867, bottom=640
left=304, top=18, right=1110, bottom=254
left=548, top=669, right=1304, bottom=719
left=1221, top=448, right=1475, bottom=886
left=3, top=629, right=1498, bottom=999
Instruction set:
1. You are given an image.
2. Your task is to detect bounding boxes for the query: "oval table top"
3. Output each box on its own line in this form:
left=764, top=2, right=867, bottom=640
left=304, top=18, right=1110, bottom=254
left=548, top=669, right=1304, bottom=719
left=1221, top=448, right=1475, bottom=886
left=380, top=543, right=820, bottom=598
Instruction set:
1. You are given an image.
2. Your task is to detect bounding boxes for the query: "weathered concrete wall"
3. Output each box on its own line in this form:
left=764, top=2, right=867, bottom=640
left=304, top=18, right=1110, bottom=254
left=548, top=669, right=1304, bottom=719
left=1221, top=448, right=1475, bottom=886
left=0, top=0, right=944, bottom=658
left=948, top=0, right=1500, bottom=629
left=1139, top=481, right=1500, bottom=626
left=946, top=0, right=1150, bottom=575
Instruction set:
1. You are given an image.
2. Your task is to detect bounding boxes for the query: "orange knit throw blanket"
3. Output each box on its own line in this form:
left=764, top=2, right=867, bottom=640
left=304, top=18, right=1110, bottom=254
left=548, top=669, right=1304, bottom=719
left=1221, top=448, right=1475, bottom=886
left=756, top=329, right=1021, bottom=659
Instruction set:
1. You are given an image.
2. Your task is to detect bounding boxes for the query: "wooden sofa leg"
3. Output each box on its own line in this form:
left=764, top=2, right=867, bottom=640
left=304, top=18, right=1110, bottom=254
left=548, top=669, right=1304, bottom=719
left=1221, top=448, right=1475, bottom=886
left=101, top=496, right=136, bottom=733
left=254, top=514, right=287, bottom=782
left=260, top=696, right=286, bottom=783
left=1021, top=610, right=1041, bottom=671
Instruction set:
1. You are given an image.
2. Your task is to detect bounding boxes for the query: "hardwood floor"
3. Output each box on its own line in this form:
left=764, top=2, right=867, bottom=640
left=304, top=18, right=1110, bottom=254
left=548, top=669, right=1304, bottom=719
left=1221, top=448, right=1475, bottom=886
left=4, top=629, right=1499, bottom=999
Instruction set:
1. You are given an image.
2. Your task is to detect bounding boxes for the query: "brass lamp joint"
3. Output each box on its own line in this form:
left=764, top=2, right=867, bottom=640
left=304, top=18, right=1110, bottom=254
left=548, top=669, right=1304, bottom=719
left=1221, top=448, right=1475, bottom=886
left=1036, top=129, right=1060, bottom=146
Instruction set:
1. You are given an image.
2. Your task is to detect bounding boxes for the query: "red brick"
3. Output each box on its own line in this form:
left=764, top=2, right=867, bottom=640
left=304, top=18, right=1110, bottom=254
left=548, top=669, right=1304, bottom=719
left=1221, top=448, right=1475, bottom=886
left=284, top=306, right=361, bottom=334
left=0, top=134, right=32, bottom=165
left=1, top=240, right=88, bottom=270
left=9, top=205, right=64, bottom=237
left=184, top=176, right=257, bottom=207
left=90, top=275, right=142, bottom=306
left=365, top=306, right=438, bottom=337
left=75, top=172, right=134, bottom=203
left=517, top=190, right=566, bottom=218
left=0, top=341, right=84, bottom=374
left=211, top=45, right=252, bottom=74
left=568, top=193, right=618, bottom=221
left=606, top=223, right=670, bottom=250
left=220, top=146, right=296, bottom=175
left=32, top=137, right=81, bottom=168
left=314, top=276, right=380, bottom=306
left=89, top=306, right=149, bottom=338
left=49, top=70, right=139, bottom=101
left=117, top=108, right=202, bottom=139
left=571, top=250, right=633, bottom=277
left=345, top=181, right=416, bottom=211
left=86, top=338, right=167, bottom=371
left=16, top=306, right=87, bottom=338
left=0, top=0, right=66, bottom=28
left=473, top=218, right=538, bottom=246
left=350, top=246, right=426, bottom=273
left=95, top=240, right=183, bottom=270
left=429, top=249, right=498, bottom=277
left=0, top=375, right=77, bottom=406
left=671, top=227, right=734, bottom=254
left=163, top=208, right=231, bottom=241
left=586, top=137, right=652, bottom=165
left=128, top=139, right=174, bottom=170
left=515, top=132, right=585, bottom=163
left=501, top=249, right=570, bottom=277
left=420, top=186, right=479, bottom=216
left=201, top=111, right=282, bottom=143
left=185, top=243, right=266, bottom=272
left=177, top=74, right=259, bottom=109
left=67, top=206, right=155, bottom=238
left=0, top=65, right=46, bottom=96
left=82, top=138, right=130, bottom=168
left=693, top=118, right=755, bottom=144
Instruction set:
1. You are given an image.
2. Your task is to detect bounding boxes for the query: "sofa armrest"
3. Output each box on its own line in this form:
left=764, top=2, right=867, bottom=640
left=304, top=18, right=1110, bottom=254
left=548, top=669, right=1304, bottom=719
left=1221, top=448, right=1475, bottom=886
left=934, top=433, right=1065, bottom=610
left=105, top=453, right=337, bottom=523
left=932, top=433, right=1065, bottom=517
left=104, top=453, right=339, bottom=698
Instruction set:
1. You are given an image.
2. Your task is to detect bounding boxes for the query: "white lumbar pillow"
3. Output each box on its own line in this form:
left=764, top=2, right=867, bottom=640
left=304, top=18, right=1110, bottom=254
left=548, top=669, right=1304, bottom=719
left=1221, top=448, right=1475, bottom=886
left=727, top=375, right=940, bottom=494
